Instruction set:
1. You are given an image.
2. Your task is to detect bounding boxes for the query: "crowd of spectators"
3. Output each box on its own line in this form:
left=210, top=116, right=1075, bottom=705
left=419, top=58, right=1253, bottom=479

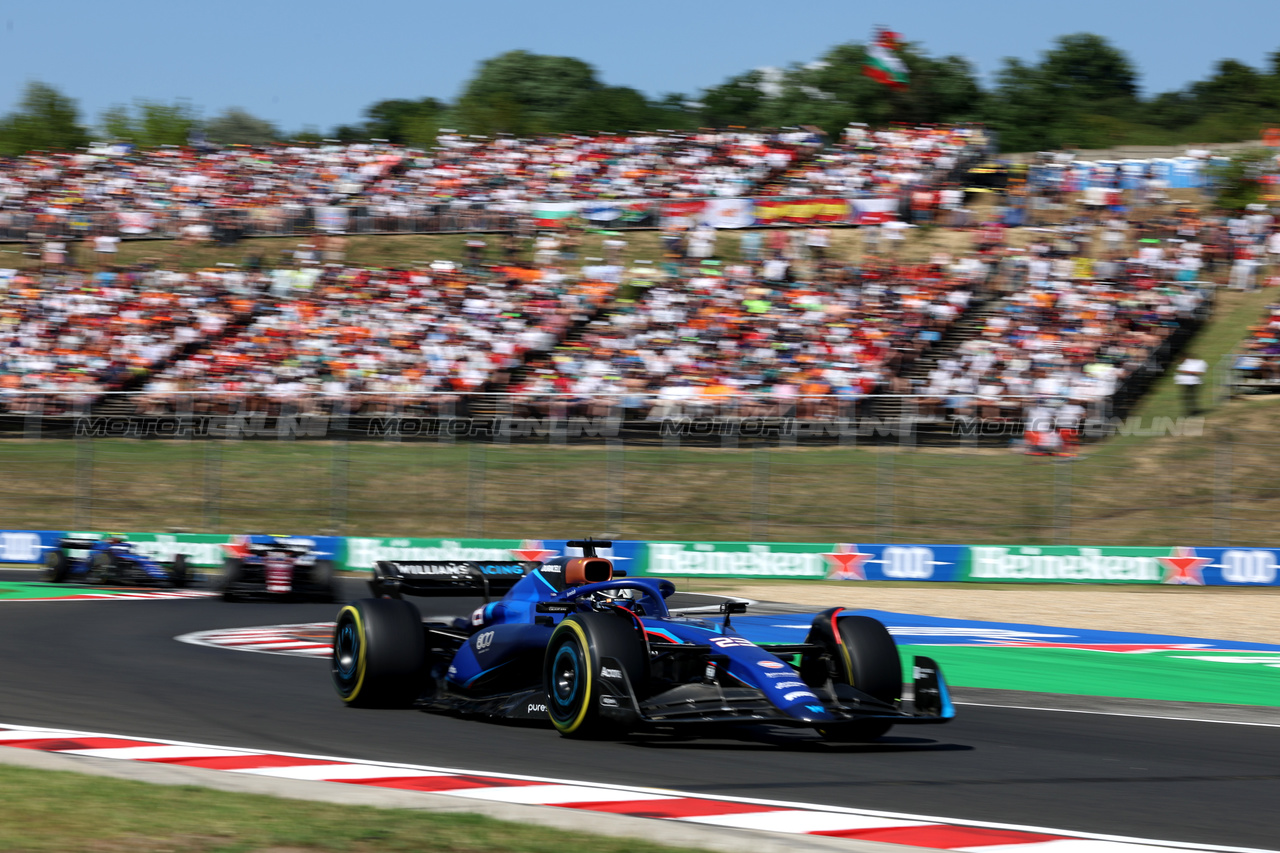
left=0, top=130, right=832, bottom=243
left=132, top=262, right=617, bottom=415
left=504, top=255, right=975, bottom=421
left=763, top=124, right=982, bottom=199
left=0, top=266, right=248, bottom=413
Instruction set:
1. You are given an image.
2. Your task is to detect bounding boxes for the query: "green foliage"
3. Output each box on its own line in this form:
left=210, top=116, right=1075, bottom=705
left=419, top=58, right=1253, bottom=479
left=97, top=99, right=199, bottom=147
left=203, top=107, right=280, bottom=146
left=1211, top=148, right=1276, bottom=211
left=456, top=49, right=602, bottom=135
left=0, top=81, right=89, bottom=155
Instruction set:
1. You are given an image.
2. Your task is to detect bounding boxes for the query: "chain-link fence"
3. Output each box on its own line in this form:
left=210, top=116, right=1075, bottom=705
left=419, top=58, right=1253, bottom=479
left=0, top=392, right=1263, bottom=547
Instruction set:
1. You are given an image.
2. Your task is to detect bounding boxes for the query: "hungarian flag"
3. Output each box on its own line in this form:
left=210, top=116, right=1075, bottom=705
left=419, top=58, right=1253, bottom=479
left=864, top=29, right=909, bottom=89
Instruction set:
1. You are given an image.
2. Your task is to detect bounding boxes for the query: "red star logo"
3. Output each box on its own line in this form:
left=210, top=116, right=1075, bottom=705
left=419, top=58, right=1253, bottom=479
left=222, top=535, right=251, bottom=559
left=822, top=544, right=872, bottom=581
left=1159, top=546, right=1210, bottom=586
left=510, top=539, right=556, bottom=563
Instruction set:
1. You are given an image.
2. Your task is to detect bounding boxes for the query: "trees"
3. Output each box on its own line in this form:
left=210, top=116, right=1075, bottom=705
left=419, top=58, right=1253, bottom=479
left=203, top=108, right=279, bottom=145
left=98, top=100, right=199, bottom=147
left=455, top=50, right=602, bottom=135
left=0, top=81, right=89, bottom=155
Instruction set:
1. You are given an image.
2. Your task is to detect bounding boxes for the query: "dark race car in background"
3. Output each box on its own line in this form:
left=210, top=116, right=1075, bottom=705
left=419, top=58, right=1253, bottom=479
left=43, top=536, right=192, bottom=588
left=221, top=535, right=338, bottom=602
left=332, top=540, right=953, bottom=741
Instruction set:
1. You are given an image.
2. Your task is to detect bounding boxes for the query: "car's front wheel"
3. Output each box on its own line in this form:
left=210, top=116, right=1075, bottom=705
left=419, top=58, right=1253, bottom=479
left=544, top=611, right=645, bottom=739
left=44, top=550, right=71, bottom=583
left=805, top=610, right=902, bottom=742
left=90, top=552, right=119, bottom=584
left=332, top=598, right=426, bottom=708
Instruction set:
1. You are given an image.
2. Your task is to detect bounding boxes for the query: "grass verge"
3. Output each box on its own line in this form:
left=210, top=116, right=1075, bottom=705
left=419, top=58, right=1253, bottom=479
left=0, top=762, right=705, bottom=853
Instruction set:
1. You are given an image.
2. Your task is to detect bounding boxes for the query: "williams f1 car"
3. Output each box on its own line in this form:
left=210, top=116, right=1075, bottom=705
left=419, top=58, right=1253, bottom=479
left=331, top=540, right=953, bottom=740
left=43, top=535, right=192, bottom=588
left=221, top=536, right=338, bottom=602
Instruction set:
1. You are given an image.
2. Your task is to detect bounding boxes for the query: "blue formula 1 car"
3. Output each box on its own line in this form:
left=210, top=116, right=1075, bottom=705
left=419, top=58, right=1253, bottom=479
left=43, top=535, right=192, bottom=588
left=331, top=540, right=953, bottom=740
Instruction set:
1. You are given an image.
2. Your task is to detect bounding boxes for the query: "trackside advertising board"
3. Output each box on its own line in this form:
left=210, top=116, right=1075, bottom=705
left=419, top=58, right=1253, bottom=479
left=1, top=529, right=1277, bottom=586
left=340, top=537, right=646, bottom=574
left=639, top=541, right=966, bottom=582
left=963, top=545, right=1280, bottom=586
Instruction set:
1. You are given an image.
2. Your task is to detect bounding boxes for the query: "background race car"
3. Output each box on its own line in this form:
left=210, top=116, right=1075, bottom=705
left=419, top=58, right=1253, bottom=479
left=43, top=536, right=192, bottom=588
left=221, top=535, right=338, bottom=602
left=331, top=540, right=953, bottom=740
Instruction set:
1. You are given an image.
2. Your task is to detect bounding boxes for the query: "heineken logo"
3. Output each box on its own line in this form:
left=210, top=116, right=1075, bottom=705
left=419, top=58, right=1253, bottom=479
left=968, top=547, right=1161, bottom=582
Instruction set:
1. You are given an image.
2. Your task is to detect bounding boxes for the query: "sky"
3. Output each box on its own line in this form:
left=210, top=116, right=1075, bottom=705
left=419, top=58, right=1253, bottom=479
left=2, top=0, right=1279, bottom=133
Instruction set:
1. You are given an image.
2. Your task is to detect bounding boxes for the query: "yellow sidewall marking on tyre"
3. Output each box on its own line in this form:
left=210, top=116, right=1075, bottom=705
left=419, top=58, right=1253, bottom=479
left=550, top=620, right=592, bottom=734
left=337, top=605, right=367, bottom=704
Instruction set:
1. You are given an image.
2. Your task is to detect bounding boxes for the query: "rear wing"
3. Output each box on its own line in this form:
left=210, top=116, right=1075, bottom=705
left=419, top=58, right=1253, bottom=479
left=56, top=538, right=102, bottom=550
left=371, top=560, right=531, bottom=601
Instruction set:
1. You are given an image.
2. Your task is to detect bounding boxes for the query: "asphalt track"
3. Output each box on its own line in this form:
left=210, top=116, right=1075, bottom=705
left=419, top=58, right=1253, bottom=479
left=3, top=578, right=1279, bottom=849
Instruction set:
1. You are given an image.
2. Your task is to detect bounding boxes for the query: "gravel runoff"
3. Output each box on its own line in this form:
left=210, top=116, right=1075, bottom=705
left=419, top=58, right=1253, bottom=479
left=698, top=583, right=1280, bottom=647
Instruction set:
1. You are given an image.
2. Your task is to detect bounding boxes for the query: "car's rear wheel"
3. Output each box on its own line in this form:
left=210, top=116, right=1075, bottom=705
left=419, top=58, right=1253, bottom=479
left=805, top=610, right=901, bottom=742
left=544, top=611, right=645, bottom=739
left=220, top=558, right=243, bottom=601
left=310, top=559, right=338, bottom=602
left=332, top=598, right=426, bottom=708
left=44, top=550, right=71, bottom=583
left=170, top=555, right=190, bottom=588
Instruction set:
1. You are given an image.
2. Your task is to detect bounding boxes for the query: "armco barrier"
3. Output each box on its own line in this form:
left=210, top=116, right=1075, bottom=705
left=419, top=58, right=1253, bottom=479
left=1, top=530, right=1276, bottom=587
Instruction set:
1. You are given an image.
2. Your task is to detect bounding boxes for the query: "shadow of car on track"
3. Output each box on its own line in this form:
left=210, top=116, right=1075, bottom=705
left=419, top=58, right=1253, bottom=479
left=617, top=728, right=973, bottom=754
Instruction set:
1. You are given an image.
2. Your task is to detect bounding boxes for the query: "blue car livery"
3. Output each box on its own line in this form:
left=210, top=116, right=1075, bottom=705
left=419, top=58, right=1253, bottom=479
left=331, top=540, right=953, bottom=740
left=43, top=536, right=191, bottom=588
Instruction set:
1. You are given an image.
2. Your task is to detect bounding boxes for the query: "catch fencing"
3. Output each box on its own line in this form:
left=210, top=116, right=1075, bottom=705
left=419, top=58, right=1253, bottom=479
left=0, top=390, right=1266, bottom=549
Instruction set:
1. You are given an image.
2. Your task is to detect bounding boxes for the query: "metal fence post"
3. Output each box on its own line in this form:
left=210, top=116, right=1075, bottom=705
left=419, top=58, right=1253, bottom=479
left=73, top=399, right=90, bottom=530
left=606, top=400, right=625, bottom=536
left=331, top=400, right=350, bottom=536
left=466, top=439, right=486, bottom=538
left=1214, top=423, right=1232, bottom=546
left=751, top=440, right=770, bottom=542
left=203, top=433, right=221, bottom=533
left=1053, top=456, right=1073, bottom=546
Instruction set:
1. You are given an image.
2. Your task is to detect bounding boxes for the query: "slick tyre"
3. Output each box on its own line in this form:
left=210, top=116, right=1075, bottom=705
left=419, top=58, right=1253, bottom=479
left=310, top=559, right=338, bottom=602
left=44, top=550, right=71, bottom=583
left=170, top=555, right=190, bottom=589
left=220, top=558, right=243, bottom=601
left=544, top=611, right=645, bottom=739
left=807, top=610, right=901, bottom=742
left=90, top=552, right=119, bottom=584
left=332, top=598, right=425, bottom=709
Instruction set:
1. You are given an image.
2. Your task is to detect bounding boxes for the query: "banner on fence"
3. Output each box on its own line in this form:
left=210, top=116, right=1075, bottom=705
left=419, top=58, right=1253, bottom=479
left=117, top=211, right=154, bottom=235
left=851, top=197, right=899, bottom=224
left=0, top=531, right=63, bottom=563
left=753, top=198, right=851, bottom=225
left=314, top=206, right=350, bottom=233
left=963, top=545, right=1280, bottom=586
left=638, top=541, right=965, bottom=582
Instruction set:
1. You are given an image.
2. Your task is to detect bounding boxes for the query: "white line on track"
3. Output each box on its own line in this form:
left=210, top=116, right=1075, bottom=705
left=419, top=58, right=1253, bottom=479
left=0, top=721, right=1273, bottom=853
left=955, top=702, right=1280, bottom=728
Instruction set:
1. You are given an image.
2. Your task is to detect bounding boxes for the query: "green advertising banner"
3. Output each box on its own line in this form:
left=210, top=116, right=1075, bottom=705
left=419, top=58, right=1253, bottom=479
left=341, top=537, right=522, bottom=571
left=641, top=541, right=832, bottom=579
left=66, top=532, right=235, bottom=568
left=963, top=546, right=1169, bottom=584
